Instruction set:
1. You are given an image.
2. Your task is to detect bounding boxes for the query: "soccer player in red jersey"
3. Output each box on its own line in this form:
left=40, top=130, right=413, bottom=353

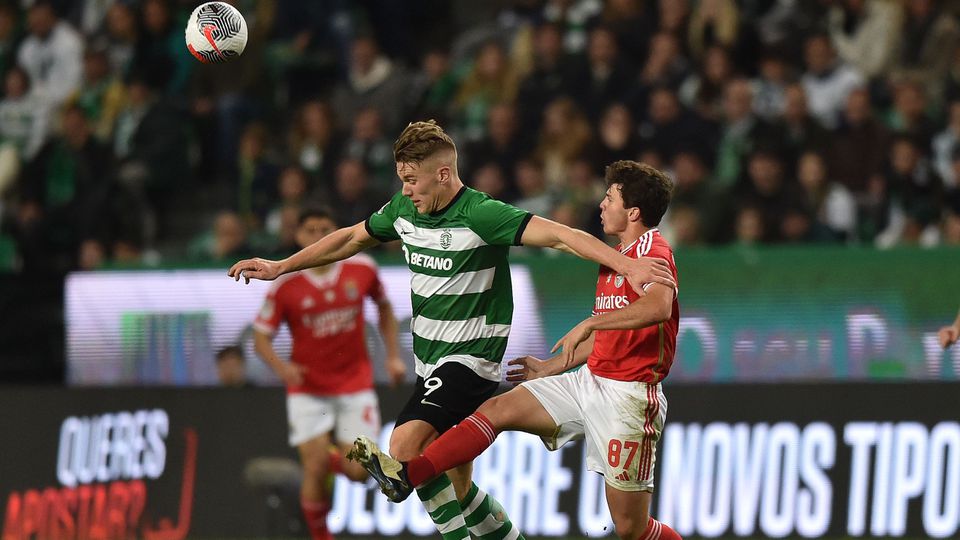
left=253, top=207, right=406, bottom=540
left=352, top=161, right=683, bottom=540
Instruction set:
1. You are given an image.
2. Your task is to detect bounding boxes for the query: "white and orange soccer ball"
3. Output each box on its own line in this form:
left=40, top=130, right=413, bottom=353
left=184, top=2, right=248, bottom=64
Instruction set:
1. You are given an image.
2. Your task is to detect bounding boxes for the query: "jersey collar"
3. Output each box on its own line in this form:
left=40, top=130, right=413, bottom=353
left=430, top=186, right=467, bottom=216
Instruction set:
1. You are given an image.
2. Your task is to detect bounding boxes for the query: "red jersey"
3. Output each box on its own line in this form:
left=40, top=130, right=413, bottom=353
left=587, top=228, right=679, bottom=383
left=254, top=254, right=385, bottom=395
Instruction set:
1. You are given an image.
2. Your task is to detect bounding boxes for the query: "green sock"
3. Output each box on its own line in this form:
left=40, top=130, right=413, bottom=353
left=416, top=474, right=470, bottom=540
left=459, top=483, right=525, bottom=540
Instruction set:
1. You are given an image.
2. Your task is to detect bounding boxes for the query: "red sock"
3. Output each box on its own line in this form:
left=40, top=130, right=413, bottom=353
left=327, top=447, right=344, bottom=475
left=301, top=498, right=333, bottom=540
left=407, top=412, right=497, bottom=486
left=639, top=517, right=682, bottom=540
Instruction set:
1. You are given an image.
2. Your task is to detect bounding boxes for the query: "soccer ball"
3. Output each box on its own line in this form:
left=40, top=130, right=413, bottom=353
left=184, top=2, right=248, bottom=64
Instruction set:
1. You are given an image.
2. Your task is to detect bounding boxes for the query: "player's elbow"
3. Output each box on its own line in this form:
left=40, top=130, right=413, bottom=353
left=649, top=300, right=672, bottom=323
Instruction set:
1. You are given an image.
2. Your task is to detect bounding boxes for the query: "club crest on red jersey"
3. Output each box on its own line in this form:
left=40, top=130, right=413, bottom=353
left=344, top=280, right=359, bottom=300
left=615, top=275, right=624, bottom=288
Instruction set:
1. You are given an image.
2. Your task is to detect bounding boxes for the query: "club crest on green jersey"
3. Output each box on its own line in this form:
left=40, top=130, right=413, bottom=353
left=440, top=229, right=452, bottom=249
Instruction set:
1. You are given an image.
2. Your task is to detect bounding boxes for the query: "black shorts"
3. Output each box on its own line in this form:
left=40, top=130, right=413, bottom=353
left=396, top=362, right=500, bottom=434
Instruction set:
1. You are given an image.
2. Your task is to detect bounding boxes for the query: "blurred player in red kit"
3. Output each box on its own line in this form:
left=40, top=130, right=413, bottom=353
left=352, top=161, right=683, bottom=540
left=253, top=207, right=406, bottom=540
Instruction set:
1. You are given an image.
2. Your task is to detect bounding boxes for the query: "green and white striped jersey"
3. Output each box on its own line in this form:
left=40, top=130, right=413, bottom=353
left=365, top=187, right=532, bottom=381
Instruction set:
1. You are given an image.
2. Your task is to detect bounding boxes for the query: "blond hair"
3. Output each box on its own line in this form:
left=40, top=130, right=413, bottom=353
left=393, top=120, right=456, bottom=164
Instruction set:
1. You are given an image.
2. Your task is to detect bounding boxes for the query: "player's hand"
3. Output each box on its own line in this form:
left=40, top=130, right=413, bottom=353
left=939, top=325, right=960, bottom=349
left=551, top=321, right=593, bottom=368
left=385, top=356, right=407, bottom=387
left=622, top=257, right=675, bottom=295
left=276, top=362, right=307, bottom=386
left=228, top=257, right=283, bottom=284
left=506, top=355, right=556, bottom=384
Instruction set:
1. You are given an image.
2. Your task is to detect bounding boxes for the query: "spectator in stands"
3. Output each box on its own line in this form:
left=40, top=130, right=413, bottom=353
left=12, top=105, right=111, bottom=273
left=801, top=34, right=865, bottom=129
left=687, top=0, right=739, bottom=63
left=564, top=25, right=635, bottom=124
left=591, top=103, right=640, bottom=172
left=662, top=204, right=703, bottom=247
left=469, top=162, right=509, bottom=202
left=0, top=4, right=22, bottom=78
left=779, top=202, right=837, bottom=243
left=136, top=0, right=192, bottom=93
left=588, top=0, right=652, bottom=65
left=535, top=96, right=592, bottom=189
left=286, top=100, right=340, bottom=184
left=513, top=157, right=555, bottom=217
left=638, top=86, right=714, bottom=163
left=714, top=78, right=784, bottom=190
left=635, top=31, right=689, bottom=106
left=266, top=166, right=310, bottom=237
left=737, top=148, right=798, bottom=242
left=560, top=158, right=604, bottom=235
left=733, top=205, right=765, bottom=246
left=670, top=149, right=717, bottom=228
left=657, top=0, right=690, bottom=35
left=516, top=22, right=569, bottom=134
left=680, top=44, right=735, bottom=121
left=796, top=151, right=856, bottom=241
left=541, top=0, right=603, bottom=53
left=189, top=210, right=252, bottom=263
left=408, top=47, right=459, bottom=125
left=932, top=100, right=960, bottom=189
left=941, top=208, right=960, bottom=247
left=752, top=51, right=791, bottom=122
left=17, top=1, right=82, bottom=107
left=331, top=35, right=411, bottom=134
left=462, top=103, right=525, bottom=197
left=235, top=122, right=280, bottom=228
left=77, top=238, right=106, bottom=270
left=451, top=41, right=519, bottom=142
left=892, top=0, right=959, bottom=104
left=827, top=0, right=902, bottom=79
left=341, top=106, right=394, bottom=194
left=101, top=2, right=138, bottom=77
left=0, top=65, right=49, bottom=161
left=830, top=87, right=891, bottom=194
left=885, top=78, right=936, bottom=148
left=215, top=345, right=251, bottom=388
left=873, top=136, right=943, bottom=247
left=329, top=158, right=381, bottom=226
left=780, top=83, right=832, bottom=165
left=68, top=47, right=125, bottom=143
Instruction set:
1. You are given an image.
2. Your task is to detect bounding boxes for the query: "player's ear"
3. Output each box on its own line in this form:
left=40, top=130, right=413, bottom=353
left=437, top=165, right=450, bottom=184
left=628, top=207, right=642, bottom=223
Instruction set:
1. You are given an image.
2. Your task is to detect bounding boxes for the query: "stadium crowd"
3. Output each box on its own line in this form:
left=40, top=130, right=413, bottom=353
left=2, top=0, right=960, bottom=277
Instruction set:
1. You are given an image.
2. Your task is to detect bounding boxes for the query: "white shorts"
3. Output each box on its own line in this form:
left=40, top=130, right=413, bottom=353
left=522, top=367, right=667, bottom=492
left=286, top=390, right=381, bottom=447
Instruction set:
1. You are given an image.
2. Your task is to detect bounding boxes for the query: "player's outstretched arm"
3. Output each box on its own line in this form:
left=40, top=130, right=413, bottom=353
left=552, top=284, right=673, bottom=366
left=520, top=216, right=675, bottom=293
left=228, top=222, right=380, bottom=283
left=938, top=307, right=960, bottom=349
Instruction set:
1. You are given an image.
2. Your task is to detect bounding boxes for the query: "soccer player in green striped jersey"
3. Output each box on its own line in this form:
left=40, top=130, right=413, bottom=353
left=229, top=120, right=675, bottom=540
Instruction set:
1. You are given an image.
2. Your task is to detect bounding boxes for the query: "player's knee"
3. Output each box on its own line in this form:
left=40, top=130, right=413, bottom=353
left=612, top=511, right=648, bottom=540
left=475, top=395, right=511, bottom=428
left=301, top=454, right=329, bottom=481
left=389, top=431, right=425, bottom=461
